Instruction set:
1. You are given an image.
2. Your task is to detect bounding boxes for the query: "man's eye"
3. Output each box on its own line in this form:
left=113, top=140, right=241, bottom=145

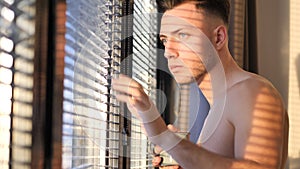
left=178, top=32, right=187, bottom=39
left=161, top=38, right=167, bottom=44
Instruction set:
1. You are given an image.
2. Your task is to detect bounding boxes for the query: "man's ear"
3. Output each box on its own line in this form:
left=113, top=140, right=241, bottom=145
left=213, top=25, right=227, bottom=50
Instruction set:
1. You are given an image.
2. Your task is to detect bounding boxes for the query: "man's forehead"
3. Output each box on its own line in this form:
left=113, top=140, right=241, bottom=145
left=161, top=14, right=190, bottom=24
left=160, top=4, right=206, bottom=35
left=160, top=17, right=199, bottom=35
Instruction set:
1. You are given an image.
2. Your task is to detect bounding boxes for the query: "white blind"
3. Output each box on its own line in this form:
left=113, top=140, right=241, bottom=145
left=130, top=1, right=157, bottom=168
left=62, top=0, right=121, bottom=168
left=228, top=0, right=245, bottom=67
left=62, top=0, right=158, bottom=168
left=0, top=0, right=35, bottom=168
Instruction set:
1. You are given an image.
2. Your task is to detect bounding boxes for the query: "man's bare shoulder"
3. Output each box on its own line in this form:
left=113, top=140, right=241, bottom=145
left=226, top=72, right=285, bottom=120
left=229, top=72, right=282, bottom=99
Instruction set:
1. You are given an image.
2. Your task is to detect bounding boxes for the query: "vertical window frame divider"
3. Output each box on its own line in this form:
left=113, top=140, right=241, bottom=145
left=51, top=0, right=67, bottom=168
left=118, top=0, right=134, bottom=168
left=31, top=0, right=66, bottom=168
left=245, top=0, right=258, bottom=73
left=31, top=0, right=51, bottom=168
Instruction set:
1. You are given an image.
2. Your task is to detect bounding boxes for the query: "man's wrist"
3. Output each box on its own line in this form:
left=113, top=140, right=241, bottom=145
left=148, top=129, right=182, bottom=152
left=138, top=101, right=161, bottom=123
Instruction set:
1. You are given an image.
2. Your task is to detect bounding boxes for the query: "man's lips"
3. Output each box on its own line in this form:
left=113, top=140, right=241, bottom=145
left=169, top=65, right=184, bottom=72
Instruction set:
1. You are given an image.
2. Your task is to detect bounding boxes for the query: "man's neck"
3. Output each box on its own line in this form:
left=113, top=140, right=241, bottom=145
left=198, top=73, right=213, bottom=105
left=198, top=49, right=239, bottom=105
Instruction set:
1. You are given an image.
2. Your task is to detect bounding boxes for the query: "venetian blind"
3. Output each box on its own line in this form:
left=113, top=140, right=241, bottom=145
left=62, top=0, right=122, bottom=168
left=62, top=0, right=158, bottom=168
left=0, top=0, right=35, bottom=168
left=228, top=0, right=245, bottom=68
left=130, top=1, right=157, bottom=168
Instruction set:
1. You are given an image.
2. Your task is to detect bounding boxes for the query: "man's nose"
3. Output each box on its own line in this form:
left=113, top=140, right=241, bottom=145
left=164, top=38, right=179, bottom=59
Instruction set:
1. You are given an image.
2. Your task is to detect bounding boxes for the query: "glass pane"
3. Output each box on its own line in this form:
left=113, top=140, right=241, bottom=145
left=131, top=0, right=158, bottom=168
left=62, top=0, right=121, bottom=168
left=0, top=0, right=35, bottom=169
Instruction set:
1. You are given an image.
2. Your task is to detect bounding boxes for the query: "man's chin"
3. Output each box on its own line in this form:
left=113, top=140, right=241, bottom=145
left=173, top=76, right=195, bottom=85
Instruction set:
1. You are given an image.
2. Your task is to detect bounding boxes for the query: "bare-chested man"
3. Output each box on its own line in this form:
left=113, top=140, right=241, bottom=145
left=112, top=0, right=289, bottom=169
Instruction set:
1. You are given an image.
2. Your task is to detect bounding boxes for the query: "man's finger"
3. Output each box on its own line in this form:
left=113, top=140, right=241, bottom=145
left=167, top=124, right=179, bottom=132
left=152, top=156, right=162, bottom=167
left=112, top=83, right=143, bottom=98
left=112, top=74, right=141, bottom=88
left=114, top=93, right=132, bottom=103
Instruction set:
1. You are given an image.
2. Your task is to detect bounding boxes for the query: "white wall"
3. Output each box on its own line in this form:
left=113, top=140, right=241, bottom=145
left=256, top=0, right=290, bottom=105
left=256, top=0, right=300, bottom=168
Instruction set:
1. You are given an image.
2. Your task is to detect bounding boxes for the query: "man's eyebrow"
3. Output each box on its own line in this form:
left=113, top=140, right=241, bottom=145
left=159, top=29, right=183, bottom=39
left=159, top=34, right=167, bottom=39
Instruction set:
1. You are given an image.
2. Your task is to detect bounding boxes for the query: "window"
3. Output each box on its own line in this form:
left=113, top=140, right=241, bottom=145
left=1, top=0, right=277, bottom=169
left=130, top=1, right=157, bottom=168
left=0, top=0, right=35, bottom=168
left=62, top=0, right=158, bottom=168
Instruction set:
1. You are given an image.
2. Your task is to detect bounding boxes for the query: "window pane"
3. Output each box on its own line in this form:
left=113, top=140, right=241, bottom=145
left=62, top=0, right=121, bottom=168
left=0, top=0, right=35, bottom=169
left=130, top=0, right=157, bottom=168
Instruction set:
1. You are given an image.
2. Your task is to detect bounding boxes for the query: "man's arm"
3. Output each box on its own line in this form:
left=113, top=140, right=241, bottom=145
left=112, top=75, right=288, bottom=169
left=228, top=80, right=288, bottom=169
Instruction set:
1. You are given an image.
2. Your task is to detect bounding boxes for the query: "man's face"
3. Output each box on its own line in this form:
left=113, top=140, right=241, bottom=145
left=160, top=2, right=215, bottom=84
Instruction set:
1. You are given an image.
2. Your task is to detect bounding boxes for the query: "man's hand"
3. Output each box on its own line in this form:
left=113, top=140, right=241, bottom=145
left=153, top=156, right=182, bottom=169
left=112, top=75, right=183, bottom=168
left=112, top=74, right=151, bottom=117
left=152, top=125, right=183, bottom=169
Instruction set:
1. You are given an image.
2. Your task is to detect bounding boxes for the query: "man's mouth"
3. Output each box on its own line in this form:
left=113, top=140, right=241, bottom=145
left=169, top=65, right=183, bottom=72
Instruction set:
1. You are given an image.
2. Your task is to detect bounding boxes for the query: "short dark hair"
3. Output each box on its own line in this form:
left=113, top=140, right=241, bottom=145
left=160, top=0, right=230, bottom=25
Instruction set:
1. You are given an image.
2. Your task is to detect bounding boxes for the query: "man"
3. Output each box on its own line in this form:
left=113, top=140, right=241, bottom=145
left=112, top=0, right=289, bottom=168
